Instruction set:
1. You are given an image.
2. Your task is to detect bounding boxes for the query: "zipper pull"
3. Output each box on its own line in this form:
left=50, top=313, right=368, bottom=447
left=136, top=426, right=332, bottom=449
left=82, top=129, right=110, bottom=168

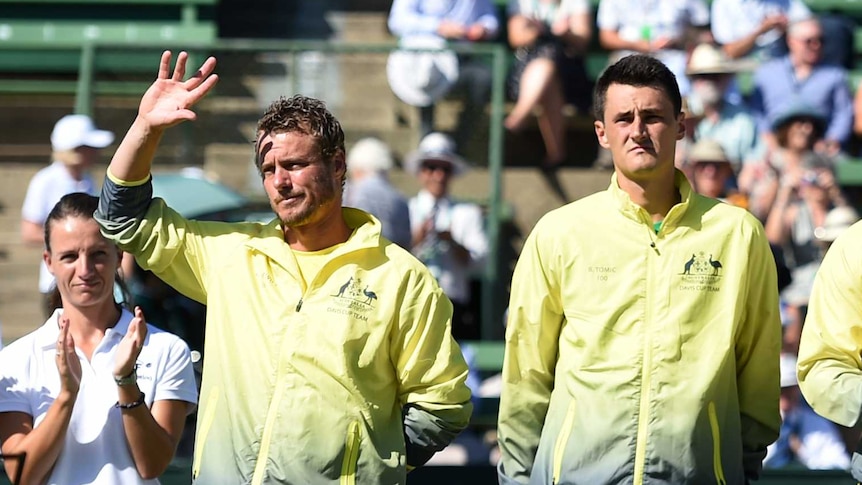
left=295, top=298, right=303, bottom=312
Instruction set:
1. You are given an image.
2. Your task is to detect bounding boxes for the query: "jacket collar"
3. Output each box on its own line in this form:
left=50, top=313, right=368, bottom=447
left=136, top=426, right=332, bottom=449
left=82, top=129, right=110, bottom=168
left=244, top=207, right=384, bottom=269
left=608, top=169, right=693, bottom=233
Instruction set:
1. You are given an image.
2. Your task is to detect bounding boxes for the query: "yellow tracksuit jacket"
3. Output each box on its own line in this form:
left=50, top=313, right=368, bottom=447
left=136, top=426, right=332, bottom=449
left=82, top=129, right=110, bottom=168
left=798, top=220, right=862, bottom=428
left=498, top=172, right=781, bottom=485
left=104, top=198, right=472, bottom=484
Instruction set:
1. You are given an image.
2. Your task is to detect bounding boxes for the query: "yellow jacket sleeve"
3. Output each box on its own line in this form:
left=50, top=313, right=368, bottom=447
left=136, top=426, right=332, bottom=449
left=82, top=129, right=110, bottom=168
left=798, top=221, right=862, bottom=427
left=734, top=221, right=782, bottom=479
left=498, top=221, right=564, bottom=483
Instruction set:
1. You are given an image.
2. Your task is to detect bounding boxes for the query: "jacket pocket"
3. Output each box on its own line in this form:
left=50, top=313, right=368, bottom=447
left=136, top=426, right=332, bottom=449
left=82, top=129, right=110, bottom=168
left=553, top=400, right=577, bottom=484
left=708, top=401, right=727, bottom=485
left=340, top=421, right=361, bottom=485
left=192, top=386, right=220, bottom=480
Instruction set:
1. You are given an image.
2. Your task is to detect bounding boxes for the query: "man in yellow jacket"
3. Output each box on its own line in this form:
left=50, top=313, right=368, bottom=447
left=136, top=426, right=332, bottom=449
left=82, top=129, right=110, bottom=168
left=797, top=219, right=862, bottom=481
left=498, top=54, right=781, bottom=484
left=95, top=51, right=472, bottom=484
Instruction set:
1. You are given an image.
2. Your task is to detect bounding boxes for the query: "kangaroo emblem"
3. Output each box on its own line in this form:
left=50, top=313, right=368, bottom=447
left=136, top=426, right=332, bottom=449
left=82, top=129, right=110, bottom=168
left=682, top=254, right=696, bottom=275
left=334, top=277, right=353, bottom=297
left=363, top=286, right=378, bottom=305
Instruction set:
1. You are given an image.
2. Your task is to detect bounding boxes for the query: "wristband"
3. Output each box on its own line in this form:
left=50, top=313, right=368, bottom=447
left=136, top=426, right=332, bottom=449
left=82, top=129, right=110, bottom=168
left=113, top=368, right=137, bottom=387
left=115, top=392, right=146, bottom=410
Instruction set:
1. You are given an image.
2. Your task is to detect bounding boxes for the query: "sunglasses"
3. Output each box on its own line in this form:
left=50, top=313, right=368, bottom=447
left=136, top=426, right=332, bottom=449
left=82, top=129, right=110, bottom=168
left=797, top=36, right=823, bottom=46
left=421, top=163, right=453, bottom=174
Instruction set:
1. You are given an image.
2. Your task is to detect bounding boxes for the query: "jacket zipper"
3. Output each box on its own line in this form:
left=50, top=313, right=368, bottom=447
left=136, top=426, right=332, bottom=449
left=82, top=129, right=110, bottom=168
left=633, top=235, right=657, bottom=485
left=340, top=421, right=361, bottom=485
left=708, top=401, right=727, bottom=485
left=192, top=386, right=221, bottom=480
left=552, top=400, right=577, bottom=484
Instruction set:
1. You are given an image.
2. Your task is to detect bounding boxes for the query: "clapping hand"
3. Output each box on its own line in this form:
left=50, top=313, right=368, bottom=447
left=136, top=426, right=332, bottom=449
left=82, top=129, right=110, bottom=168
left=56, top=317, right=82, bottom=396
left=138, top=51, right=219, bottom=131
left=114, top=307, right=148, bottom=378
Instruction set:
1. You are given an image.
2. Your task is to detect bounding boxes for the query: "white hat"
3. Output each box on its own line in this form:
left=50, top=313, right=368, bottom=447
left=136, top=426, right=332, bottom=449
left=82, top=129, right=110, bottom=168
left=347, top=137, right=394, bottom=173
left=51, top=114, right=114, bottom=151
left=780, top=353, right=798, bottom=388
left=686, top=43, right=754, bottom=76
left=814, top=206, right=860, bottom=242
left=404, top=132, right=468, bottom=176
left=387, top=36, right=458, bottom=108
left=689, top=139, right=731, bottom=165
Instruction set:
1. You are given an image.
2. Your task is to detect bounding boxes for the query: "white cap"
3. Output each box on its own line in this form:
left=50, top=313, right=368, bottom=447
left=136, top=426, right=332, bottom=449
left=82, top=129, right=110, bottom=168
left=403, top=132, right=468, bottom=176
left=347, top=137, right=394, bottom=173
left=814, top=206, right=861, bottom=242
left=50, top=114, right=115, bottom=151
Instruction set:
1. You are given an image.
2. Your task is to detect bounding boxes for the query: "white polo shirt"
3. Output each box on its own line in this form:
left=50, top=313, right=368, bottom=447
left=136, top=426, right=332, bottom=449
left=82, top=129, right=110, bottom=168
left=21, top=162, right=97, bottom=293
left=0, top=309, right=198, bottom=485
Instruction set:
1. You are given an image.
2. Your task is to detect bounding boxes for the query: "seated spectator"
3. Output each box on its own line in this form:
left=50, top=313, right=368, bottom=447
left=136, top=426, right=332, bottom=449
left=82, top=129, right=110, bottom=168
left=388, top=0, right=499, bottom=150
left=686, top=43, right=764, bottom=168
left=764, top=353, right=850, bottom=470
left=344, top=137, right=412, bottom=249
left=741, top=102, right=835, bottom=222
left=765, top=152, right=848, bottom=352
left=596, top=0, right=710, bottom=96
left=688, top=138, right=749, bottom=209
left=750, top=17, right=853, bottom=153
left=711, top=0, right=811, bottom=60
left=406, top=132, right=488, bottom=340
left=504, top=0, right=593, bottom=168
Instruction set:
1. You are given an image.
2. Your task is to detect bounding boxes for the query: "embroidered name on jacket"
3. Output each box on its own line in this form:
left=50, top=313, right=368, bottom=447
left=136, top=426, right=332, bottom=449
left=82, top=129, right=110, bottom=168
left=678, top=251, right=723, bottom=292
left=326, top=276, right=378, bottom=321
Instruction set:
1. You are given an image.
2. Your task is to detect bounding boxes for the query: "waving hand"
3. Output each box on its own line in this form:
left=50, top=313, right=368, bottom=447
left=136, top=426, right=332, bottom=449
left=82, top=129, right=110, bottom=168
left=138, top=50, right=219, bottom=130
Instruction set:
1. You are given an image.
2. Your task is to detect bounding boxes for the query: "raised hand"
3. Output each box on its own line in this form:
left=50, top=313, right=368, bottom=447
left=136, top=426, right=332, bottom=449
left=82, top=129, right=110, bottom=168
left=138, top=50, right=219, bottom=131
left=56, top=317, right=82, bottom=396
left=114, top=306, right=149, bottom=378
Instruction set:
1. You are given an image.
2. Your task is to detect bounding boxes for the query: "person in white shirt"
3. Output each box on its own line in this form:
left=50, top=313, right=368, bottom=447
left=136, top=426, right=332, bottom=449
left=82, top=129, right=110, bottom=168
left=407, top=132, right=489, bottom=340
left=711, top=0, right=811, bottom=60
left=0, top=193, right=197, bottom=485
left=20, top=114, right=119, bottom=317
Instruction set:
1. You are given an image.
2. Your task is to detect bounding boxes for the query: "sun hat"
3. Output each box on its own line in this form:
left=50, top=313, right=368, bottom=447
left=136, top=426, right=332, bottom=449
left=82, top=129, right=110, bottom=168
left=686, top=43, right=755, bottom=76
left=689, top=139, right=731, bottom=164
left=50, top=114, right=114, bottom=151
left=770, top=101, right=827, bottom=133
left=386, top=36, right=459, bottom=108
left=347, top=137, right=394, bottom=173
left=814, top=206, right=860, bottom=242
left=403, top=132, right=468, bottom=176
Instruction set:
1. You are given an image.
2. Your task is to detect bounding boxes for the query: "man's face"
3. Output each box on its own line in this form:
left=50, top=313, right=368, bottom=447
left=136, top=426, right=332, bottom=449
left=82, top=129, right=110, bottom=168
left=417, top=158, right=454, bottom=198
left=788, top=21, right=822, bottom=66
left=594, top=84, right=685, bottom=183
left=692, top=161, right=732, bottom=199
left=258, top=131, right=345, bottom=228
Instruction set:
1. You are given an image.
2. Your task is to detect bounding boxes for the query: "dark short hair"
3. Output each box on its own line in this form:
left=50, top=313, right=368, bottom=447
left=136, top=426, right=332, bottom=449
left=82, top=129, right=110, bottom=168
left=254, top=95, right=345, bottom=173
left=592, top=54, right=682, bottom=121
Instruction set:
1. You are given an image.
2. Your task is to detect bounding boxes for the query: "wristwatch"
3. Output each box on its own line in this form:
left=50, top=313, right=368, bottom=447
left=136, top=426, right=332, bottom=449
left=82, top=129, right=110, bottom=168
left=113, top=368, right=137, bottom=387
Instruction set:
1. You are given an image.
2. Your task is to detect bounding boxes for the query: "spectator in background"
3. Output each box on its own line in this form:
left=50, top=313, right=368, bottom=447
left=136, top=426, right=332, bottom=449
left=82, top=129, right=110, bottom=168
left=686, top=43, right=763, bottom=168
left=596, top=0, right=710, bottom=97
left=344, top=137, right=412, bottom=249
left=0, top=193, right=197, bottom=485
left=388, top=0, right=499, bottom=150
left=750, top=17, right=853, bottom=153
left=764, top=353, right=850, bottom=470
left=20, top=114, right=123, bottom=317
left=741, top=102, right=834, bottom=222
left=711, top=0, right=811, bottom=60
left=688, top=138, right=749, bottom=209
left=504, top=0, right=593, bottom=169
left=407, top=132, right=488, bottom=341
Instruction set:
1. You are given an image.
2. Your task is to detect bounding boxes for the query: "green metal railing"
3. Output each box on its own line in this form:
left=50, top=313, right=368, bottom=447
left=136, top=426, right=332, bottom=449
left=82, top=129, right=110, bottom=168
left=70, top=39, right=509, bottom=340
